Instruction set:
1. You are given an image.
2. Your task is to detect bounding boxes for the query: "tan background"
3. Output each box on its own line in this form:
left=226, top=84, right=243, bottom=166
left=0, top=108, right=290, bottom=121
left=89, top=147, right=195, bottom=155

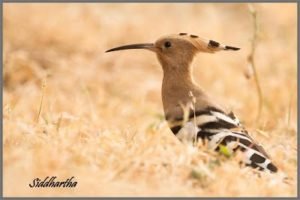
left=3, top=3, right=297, bottom=197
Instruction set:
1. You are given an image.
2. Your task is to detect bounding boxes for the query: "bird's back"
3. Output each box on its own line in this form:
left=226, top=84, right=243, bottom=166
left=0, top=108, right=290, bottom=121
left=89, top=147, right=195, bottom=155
left=165, top=91, right=278, bottom=173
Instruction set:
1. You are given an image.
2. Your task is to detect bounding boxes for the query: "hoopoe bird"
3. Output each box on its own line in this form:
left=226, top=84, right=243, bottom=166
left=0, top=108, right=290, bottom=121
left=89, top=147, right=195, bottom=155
left=106, top=33, right=278, bottom=173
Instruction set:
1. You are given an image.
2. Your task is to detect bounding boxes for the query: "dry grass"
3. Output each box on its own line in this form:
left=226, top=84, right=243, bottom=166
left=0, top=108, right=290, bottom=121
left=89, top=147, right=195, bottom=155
left=3, top=3, right=297, bottom=197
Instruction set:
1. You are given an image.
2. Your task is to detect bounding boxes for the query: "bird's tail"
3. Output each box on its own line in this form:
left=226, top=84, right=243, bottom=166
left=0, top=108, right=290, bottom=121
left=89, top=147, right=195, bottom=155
left=201, top=128, right=278, bottom=173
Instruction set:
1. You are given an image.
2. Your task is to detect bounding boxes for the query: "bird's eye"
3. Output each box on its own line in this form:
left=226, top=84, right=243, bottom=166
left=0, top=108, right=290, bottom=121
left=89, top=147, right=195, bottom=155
left=164, top=41, right=171, bottom=48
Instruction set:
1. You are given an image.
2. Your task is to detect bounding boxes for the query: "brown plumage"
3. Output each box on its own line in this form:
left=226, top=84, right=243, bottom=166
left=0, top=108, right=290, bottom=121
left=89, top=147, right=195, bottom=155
left=106, top=33, right=278, bottom=173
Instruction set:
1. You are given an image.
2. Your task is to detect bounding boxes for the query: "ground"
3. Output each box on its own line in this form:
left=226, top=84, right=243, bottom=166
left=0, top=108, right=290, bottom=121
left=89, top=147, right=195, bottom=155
left=3, top=3, right=297, bottom=197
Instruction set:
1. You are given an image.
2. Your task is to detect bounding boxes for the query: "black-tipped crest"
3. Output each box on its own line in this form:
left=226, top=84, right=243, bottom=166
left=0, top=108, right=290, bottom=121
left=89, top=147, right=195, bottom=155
left=190, top=34, right=199, bottom=38
left=225, top=46, right=240, bottom=51
left=208, top=40, right=220, bottom=48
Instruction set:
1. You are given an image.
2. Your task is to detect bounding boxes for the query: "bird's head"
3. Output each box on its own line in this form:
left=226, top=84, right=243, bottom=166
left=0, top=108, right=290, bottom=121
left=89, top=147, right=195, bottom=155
left=106, top=33, right=240, bottom=72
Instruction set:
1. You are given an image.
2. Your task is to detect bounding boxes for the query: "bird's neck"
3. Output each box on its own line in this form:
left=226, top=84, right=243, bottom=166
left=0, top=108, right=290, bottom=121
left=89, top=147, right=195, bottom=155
left=161, top=63, right=202, bottom=112
left=162, top=67, right=195, bottom=89
left=160, top=58, right=195, bottom=85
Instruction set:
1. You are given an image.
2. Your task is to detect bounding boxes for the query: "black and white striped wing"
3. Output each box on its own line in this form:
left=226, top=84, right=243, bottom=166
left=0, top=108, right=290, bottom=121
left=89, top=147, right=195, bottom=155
left=167, top=107, right=278, bottom=173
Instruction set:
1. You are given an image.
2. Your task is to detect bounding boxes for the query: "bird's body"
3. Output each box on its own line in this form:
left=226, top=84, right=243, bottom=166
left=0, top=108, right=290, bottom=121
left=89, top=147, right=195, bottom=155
left=106, top=33, right=278, bottom=173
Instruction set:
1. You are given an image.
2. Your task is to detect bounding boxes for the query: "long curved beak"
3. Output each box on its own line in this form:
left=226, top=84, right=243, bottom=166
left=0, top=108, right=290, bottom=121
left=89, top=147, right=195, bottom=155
left=105, top=43, right=156, bottom=53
